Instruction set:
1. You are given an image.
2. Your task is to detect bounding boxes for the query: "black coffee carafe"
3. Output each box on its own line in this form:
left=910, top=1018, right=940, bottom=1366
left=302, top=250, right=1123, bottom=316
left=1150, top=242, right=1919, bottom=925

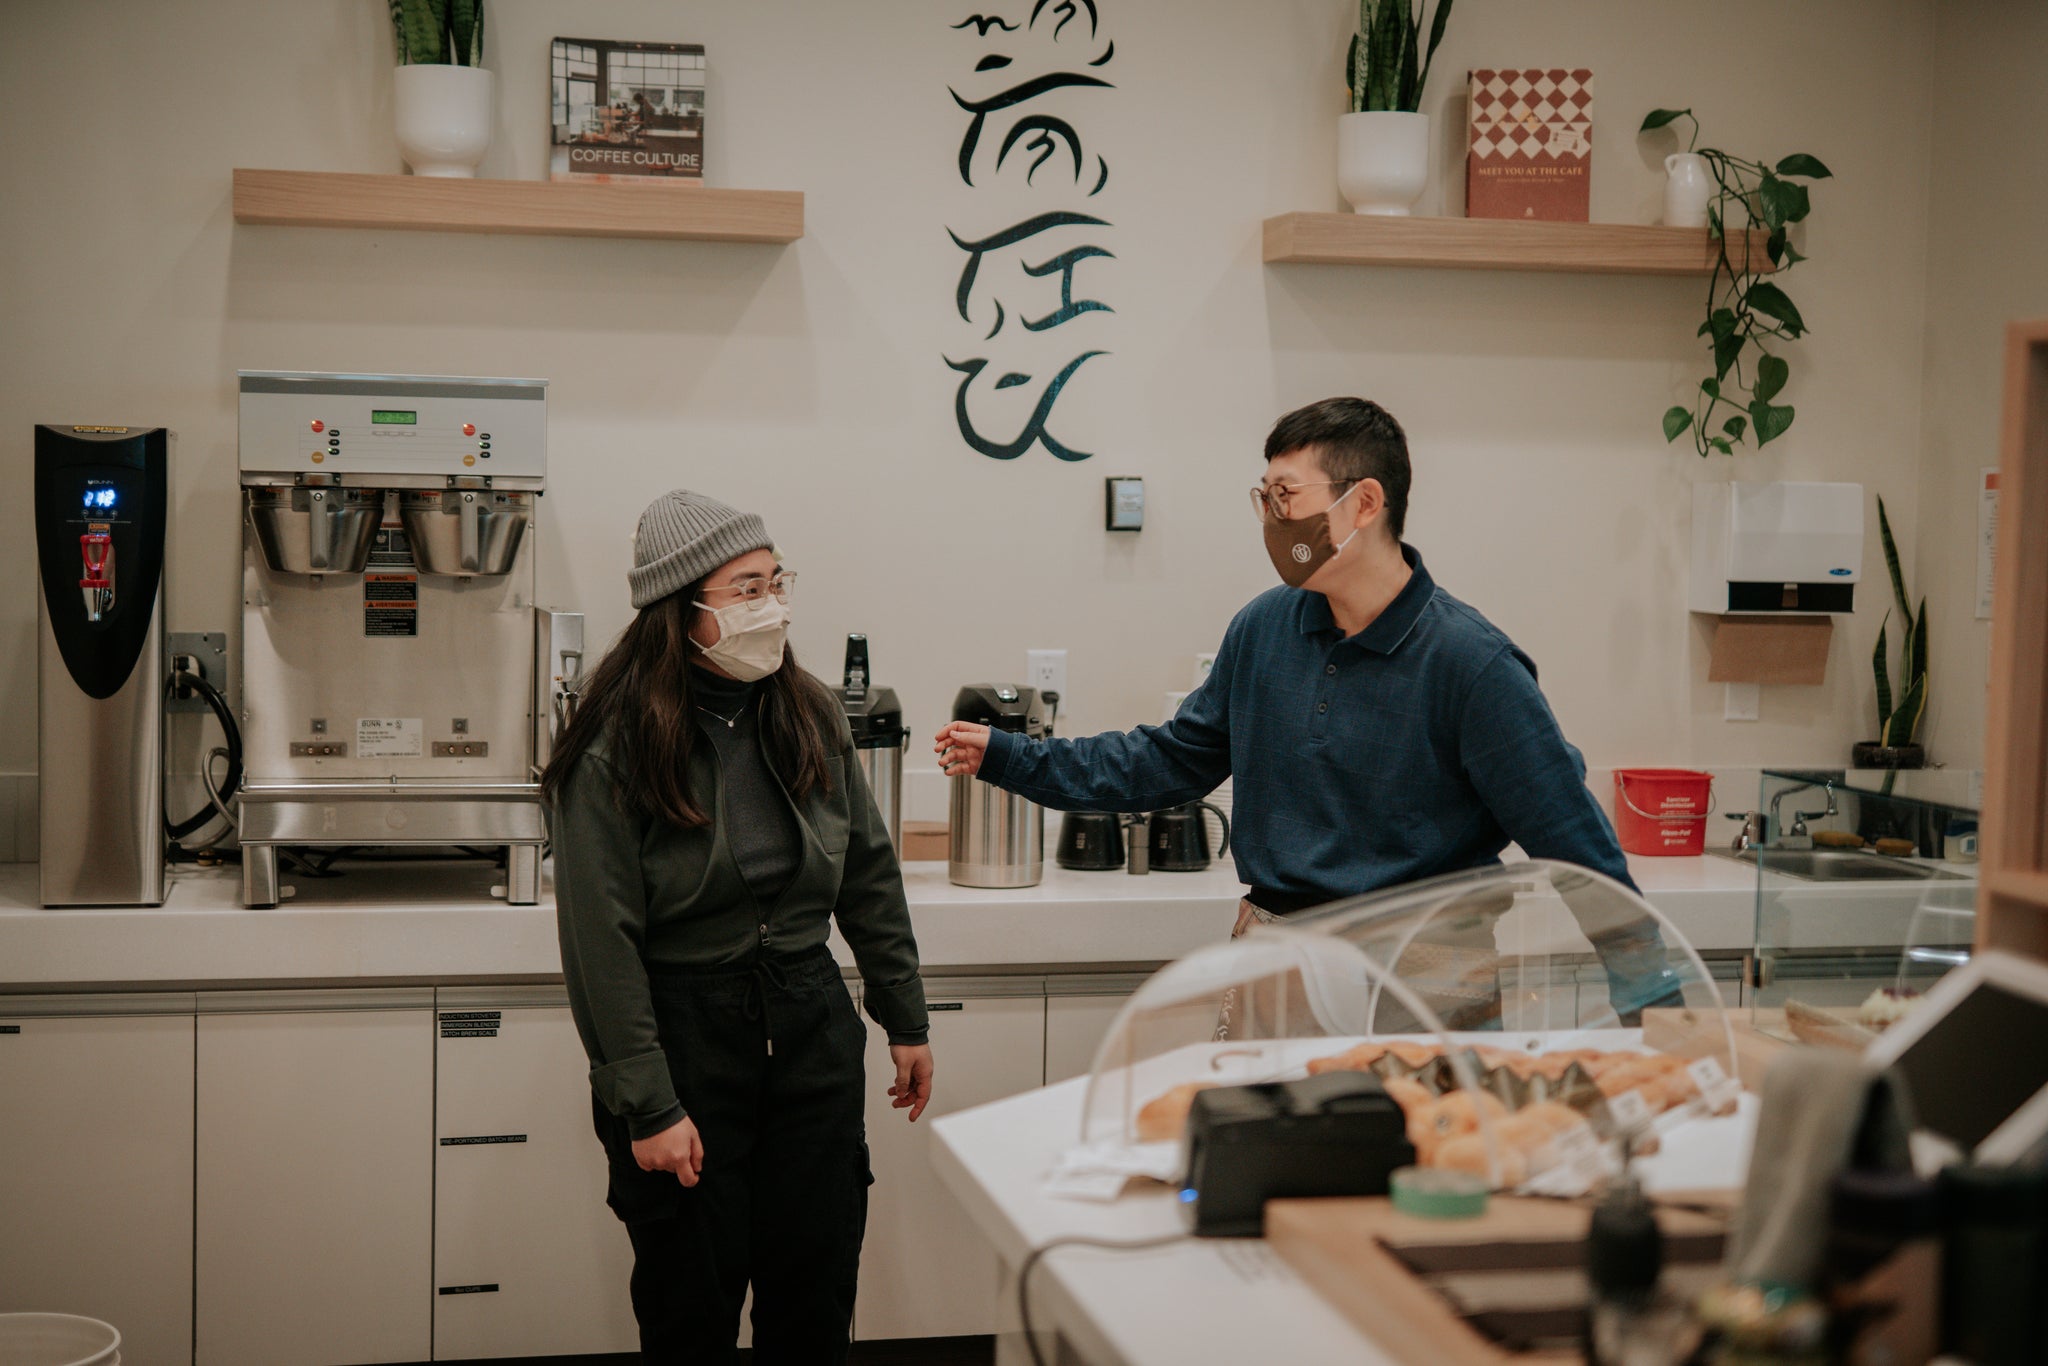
left=1055, top=811, right=1125, bottom=871
left=1148, top=800, right=1230, bottom=872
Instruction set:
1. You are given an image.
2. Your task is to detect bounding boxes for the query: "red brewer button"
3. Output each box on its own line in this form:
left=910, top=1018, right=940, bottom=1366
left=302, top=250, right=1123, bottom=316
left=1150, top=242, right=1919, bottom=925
left=310, top=419, right=325, bottom=433
left=462, top=423, right=476, bottom=436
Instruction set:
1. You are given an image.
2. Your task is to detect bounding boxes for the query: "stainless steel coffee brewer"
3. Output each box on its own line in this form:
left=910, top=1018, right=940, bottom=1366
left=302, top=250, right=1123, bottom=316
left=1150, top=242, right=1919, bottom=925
left=236, top=372, right=580, bottom=907
left=947, top=683, right=1048, bottom=888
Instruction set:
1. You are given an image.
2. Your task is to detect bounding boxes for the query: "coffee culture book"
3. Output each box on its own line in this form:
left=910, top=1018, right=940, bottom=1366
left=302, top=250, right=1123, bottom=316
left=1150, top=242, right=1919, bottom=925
left=550, top=37, right=706, bottom=183
left=1466, top=69, right=1592, bottom=221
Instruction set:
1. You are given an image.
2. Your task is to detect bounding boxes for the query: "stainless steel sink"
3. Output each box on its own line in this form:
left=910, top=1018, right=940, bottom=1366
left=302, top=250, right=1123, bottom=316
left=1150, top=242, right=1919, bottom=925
left=1711, top=848, right=1963, bottom=882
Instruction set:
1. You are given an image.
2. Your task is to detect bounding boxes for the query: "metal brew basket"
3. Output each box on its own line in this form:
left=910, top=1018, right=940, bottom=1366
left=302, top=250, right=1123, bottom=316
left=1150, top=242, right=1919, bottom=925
left=400, top=489, right=530, bottom=576
left=246, top=486, right=382, bottom=574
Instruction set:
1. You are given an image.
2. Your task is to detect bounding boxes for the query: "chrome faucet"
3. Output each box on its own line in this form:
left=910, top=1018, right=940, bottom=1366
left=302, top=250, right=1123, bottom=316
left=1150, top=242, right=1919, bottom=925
left=1766, top=780, right=1837, bottom=848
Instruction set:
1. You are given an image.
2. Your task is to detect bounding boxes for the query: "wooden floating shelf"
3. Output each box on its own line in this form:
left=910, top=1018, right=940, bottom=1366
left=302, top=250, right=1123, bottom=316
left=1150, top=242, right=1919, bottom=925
left=232, top=169, right=803, bottom=243
left=1262, top=212, right=1777, bottom=277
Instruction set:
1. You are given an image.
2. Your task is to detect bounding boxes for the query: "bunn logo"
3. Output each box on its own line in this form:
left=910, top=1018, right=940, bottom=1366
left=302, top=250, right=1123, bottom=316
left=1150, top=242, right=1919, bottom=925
left=71, top=425, right=129, bottom=433
left=1828, top=568, right=1852, bottom=576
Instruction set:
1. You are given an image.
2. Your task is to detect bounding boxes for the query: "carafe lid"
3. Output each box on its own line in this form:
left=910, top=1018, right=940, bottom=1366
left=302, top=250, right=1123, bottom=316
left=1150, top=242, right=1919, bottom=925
left=953, top=683, right=1044, bottom=734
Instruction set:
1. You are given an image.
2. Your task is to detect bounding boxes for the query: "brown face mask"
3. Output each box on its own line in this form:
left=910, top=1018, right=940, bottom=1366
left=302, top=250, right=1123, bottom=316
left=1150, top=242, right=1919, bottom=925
left=1262, top=483, right=1361, bottom=588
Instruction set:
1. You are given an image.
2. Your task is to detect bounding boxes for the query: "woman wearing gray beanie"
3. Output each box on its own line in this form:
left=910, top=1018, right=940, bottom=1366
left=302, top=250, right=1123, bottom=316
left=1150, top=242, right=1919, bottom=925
left=542, top=489, right=934, bottom=1363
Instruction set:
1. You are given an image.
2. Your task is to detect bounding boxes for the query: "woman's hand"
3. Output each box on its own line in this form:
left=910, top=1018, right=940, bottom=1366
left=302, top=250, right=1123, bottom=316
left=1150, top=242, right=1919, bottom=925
left=632, top=1115, right=706, bottom=1187
left=933, top=722, right=991, bottom=778
left=889, top=1043, right=935, bottom=1122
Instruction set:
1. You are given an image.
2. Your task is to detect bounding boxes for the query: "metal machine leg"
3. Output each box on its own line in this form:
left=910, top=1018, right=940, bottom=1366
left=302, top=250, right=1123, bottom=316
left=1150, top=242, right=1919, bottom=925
left=508, top=844, right=541, bottom=905
left=243, top=845, right=280, bottom=908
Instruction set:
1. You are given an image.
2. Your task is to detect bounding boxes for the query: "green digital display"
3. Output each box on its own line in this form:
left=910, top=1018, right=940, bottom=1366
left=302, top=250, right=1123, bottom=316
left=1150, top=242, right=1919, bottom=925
left=371, top=409, right=418, bottom=425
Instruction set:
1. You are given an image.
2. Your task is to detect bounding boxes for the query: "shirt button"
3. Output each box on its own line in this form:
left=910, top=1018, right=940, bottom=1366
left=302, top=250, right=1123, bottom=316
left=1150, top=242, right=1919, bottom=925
left=1317, top=702, right=1329, bottom=714
left=1325, top=664, right=1337, bottom=675
left=759, top=924, right=769, bottom=935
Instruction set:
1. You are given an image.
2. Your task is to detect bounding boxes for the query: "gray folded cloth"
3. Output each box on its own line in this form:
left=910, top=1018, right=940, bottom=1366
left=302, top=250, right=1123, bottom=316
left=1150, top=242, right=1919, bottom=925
left=1726, top=1047, right=1916, bottom=1287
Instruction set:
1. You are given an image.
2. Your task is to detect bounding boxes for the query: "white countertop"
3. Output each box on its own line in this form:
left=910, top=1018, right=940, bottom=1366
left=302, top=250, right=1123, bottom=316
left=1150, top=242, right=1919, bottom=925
left=0, top=849, right=1965, bottom=992
left=931, top=1036, right=1757, bottom=1366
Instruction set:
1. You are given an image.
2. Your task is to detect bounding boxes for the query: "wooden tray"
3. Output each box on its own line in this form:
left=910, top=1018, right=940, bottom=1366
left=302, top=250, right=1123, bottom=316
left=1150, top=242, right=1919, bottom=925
left=1266, top=1194, right=1729, bottom=1364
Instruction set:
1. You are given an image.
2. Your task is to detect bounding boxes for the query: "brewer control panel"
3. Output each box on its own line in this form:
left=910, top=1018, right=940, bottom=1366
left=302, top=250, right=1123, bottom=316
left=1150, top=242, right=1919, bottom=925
left=238, top=371, right=546, bottom=482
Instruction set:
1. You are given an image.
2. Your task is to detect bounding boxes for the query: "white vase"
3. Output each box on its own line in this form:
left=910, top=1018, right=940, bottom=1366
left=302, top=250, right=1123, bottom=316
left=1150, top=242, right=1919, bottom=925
left=394, top=64, right=494, bottom=178
left=1664, top=152, right=1713, bottom=228
left=1336, top=111, right=1430, bottom=216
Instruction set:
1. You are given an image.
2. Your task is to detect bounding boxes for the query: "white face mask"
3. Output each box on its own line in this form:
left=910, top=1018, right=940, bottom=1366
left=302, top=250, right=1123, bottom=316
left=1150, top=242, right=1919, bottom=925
left=692, top=595, right=790, bottom=682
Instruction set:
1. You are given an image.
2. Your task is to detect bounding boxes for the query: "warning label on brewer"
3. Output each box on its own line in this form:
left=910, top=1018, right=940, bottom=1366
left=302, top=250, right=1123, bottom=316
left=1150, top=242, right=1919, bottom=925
left=364, top=524, right=418, bottom=637
left=357, top=718, right=423, bottom=759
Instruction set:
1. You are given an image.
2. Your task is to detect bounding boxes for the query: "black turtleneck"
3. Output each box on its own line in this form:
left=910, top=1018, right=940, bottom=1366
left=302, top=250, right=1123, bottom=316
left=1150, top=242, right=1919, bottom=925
left=691, top=664, right=802, bottom=913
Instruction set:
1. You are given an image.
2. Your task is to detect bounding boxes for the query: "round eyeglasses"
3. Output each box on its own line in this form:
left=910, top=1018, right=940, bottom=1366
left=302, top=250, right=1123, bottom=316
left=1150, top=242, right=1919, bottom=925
left=1248, top=481, right=1353, bottom=523
left=711, top=571, right=796, bottom=605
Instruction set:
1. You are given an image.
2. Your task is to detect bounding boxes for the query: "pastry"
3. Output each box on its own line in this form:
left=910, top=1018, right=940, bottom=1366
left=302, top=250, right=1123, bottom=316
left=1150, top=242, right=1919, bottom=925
left=1430, top=1131, right=1529, bottom=1188
left=1857, top=986, right=1921, bottom=1030
left=1873, top=837, right=1916, bottom=857
left=1305, top=1041, right=1389, bottom=1075
left=1134, top=1082, right=1216, bottom=1142
left=1813, top=830, right=1865, bottom=849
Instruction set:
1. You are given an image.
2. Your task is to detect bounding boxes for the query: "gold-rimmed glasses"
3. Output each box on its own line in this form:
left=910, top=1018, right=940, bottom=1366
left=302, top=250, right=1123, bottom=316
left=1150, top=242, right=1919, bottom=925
left=1248, top=481, right=1353, bottom=523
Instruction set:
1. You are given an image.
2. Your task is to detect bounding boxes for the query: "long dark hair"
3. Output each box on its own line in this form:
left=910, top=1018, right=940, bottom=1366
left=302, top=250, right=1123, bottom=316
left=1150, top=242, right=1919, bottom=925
left=540, top=587, right=842, bottom=828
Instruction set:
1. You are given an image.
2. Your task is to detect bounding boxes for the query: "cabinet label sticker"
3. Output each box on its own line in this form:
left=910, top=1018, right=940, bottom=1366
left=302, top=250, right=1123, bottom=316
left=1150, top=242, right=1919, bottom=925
left=438, top=1284, right=501, bottom=1295
left=0, top=1025, right=19, bottom=1034
left=440, top=1134, right=530, bottom=1146
left=439, top=1010, right=501, bottom=1038
left=929, top=1002, right=965, bottom=1012
left=357, top=717, right=423, bottom=758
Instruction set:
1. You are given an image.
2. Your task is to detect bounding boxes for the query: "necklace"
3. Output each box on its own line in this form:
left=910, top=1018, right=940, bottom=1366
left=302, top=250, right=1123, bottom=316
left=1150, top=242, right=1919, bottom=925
left=697, top=701, right=748, bottom=730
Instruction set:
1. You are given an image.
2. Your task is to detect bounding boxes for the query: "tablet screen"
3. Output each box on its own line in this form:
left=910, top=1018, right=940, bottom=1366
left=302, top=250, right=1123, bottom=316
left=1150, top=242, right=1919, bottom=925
left=1891, top=983, right=2048, bottom=1151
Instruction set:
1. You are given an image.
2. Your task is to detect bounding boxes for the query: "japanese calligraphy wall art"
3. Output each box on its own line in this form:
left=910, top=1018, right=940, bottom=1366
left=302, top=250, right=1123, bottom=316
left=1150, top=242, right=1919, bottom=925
left=945, top=3, right=1116, bottom=462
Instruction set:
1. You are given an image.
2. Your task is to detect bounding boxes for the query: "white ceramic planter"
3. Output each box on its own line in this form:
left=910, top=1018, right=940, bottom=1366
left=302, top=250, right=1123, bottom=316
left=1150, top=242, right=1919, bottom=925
left=394, top=64, right=493, bottom=178
left=1664, top=152, right=1713, bottom=228
left=1336, top=111, right=1430, bottom=216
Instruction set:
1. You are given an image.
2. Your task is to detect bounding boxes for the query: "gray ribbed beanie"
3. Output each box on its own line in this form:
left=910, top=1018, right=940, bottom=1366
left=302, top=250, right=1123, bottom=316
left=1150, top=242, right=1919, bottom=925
left=628, top=490, right=774, bottom=609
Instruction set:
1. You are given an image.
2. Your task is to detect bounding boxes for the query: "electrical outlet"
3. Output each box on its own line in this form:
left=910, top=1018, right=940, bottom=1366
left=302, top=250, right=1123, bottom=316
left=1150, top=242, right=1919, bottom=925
left=1724, top=683, right=1761, bottom=722
left=1026, top=649, right=1067, bottom=701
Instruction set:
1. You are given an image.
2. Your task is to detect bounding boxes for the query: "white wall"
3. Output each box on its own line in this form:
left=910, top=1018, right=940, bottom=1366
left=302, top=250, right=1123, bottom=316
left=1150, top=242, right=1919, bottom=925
left=2, top=0, right=1954, bottom=797
left=1912, top=0, right=2048, bottom=773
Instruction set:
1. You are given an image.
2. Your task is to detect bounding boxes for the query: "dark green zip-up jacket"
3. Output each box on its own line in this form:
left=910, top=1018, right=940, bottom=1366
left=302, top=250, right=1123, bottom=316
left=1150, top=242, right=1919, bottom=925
left=549, top=717, right=928, bottom=1139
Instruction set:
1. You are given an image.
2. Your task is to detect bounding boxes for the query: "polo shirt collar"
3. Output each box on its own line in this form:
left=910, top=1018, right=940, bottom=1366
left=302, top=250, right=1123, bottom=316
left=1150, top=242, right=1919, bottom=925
left=1297, top=543, right=1435, bottom=654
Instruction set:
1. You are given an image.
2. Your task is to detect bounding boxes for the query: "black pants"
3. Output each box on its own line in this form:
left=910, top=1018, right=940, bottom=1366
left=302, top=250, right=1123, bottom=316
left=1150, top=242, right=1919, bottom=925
left=593, top=947, right=871, bottom=1365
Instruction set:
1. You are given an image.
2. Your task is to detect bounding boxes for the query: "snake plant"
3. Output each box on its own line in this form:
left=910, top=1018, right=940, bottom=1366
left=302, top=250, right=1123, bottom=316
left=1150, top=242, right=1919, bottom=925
left=1871, top=496, right=1928, bottom=749
left=1346, top=0, right=1455, bottom=113
left=389, top=0, right=484, bottom=66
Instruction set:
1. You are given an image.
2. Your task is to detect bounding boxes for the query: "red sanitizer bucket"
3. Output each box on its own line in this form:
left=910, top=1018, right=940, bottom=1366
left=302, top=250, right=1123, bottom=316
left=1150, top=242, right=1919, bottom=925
left=1613, top=769, right=1715, bottom=856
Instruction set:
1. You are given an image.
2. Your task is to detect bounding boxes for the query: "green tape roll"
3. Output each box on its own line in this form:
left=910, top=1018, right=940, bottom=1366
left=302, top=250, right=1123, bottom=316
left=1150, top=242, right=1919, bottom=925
left=1391, top=1165, right=1489, bottom=1220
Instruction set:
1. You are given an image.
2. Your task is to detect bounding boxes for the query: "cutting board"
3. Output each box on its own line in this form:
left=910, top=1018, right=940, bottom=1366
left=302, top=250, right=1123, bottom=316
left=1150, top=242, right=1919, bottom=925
left=1640, top=1007, right=1793, bottom=1089
left=1265, top=1194, right=1730, bottom=1364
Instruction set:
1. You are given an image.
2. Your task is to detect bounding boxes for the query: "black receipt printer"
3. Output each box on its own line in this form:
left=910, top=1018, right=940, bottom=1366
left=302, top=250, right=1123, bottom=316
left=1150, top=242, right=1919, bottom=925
left=1179, top=1071, right=1416, bottom=1238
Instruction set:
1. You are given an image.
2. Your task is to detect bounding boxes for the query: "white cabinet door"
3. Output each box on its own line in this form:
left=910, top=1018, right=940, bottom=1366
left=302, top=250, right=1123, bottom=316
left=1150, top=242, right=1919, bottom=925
left=432, top=994, right=638, bottom=1360
left=196, top=996, right=433, bottom=1366
left=1044, top=976, right=1149, bottom=1085
left=857, top=983, right=1046, bottom=1341
left=0, top=1001, right=195, bottom=1366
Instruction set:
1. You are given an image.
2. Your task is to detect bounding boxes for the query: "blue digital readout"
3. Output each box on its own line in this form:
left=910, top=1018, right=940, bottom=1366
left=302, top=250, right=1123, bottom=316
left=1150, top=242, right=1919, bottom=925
left=81, top=488, right=118, bottom=510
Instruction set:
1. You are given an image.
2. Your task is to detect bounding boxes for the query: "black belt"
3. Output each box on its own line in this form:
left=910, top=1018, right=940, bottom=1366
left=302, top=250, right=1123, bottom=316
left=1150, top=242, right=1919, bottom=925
left=1246, top=885, right=1345, bottom=916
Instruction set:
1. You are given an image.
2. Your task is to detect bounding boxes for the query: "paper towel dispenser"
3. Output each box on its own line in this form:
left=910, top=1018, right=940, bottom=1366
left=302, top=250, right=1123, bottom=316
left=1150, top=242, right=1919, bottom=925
left=1689, top=481, right=1862, bottom=615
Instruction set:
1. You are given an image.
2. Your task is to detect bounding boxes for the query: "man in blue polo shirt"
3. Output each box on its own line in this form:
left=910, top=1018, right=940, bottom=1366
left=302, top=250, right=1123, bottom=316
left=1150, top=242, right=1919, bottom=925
left=933, top=396, right=1676, bottom=1023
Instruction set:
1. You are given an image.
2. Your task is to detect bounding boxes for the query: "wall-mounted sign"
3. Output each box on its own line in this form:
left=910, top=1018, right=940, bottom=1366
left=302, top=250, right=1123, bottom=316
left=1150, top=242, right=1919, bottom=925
left=945, top=3, right=1116, bottom=462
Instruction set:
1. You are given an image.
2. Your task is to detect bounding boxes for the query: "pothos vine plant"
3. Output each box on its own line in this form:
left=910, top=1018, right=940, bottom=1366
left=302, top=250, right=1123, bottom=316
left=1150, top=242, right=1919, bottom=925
left=1640, top=108, right=1832, bottom=457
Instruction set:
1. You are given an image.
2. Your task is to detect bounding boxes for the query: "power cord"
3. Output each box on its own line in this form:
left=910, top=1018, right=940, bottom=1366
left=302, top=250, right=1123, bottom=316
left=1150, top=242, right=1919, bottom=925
left=1016, top=1232, right=1194, bottom=1366
left=165, top=665, right=242, bottom=842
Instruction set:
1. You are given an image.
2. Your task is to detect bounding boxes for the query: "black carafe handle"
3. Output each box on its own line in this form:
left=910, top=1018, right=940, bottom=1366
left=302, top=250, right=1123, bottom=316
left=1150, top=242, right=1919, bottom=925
left=1198, top=800, right=1230, bottom=857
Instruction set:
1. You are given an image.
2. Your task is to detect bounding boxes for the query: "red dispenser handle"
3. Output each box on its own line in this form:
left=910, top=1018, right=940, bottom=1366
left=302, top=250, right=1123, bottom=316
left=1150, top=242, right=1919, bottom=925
left=79, top=532, right=113, bottom=587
